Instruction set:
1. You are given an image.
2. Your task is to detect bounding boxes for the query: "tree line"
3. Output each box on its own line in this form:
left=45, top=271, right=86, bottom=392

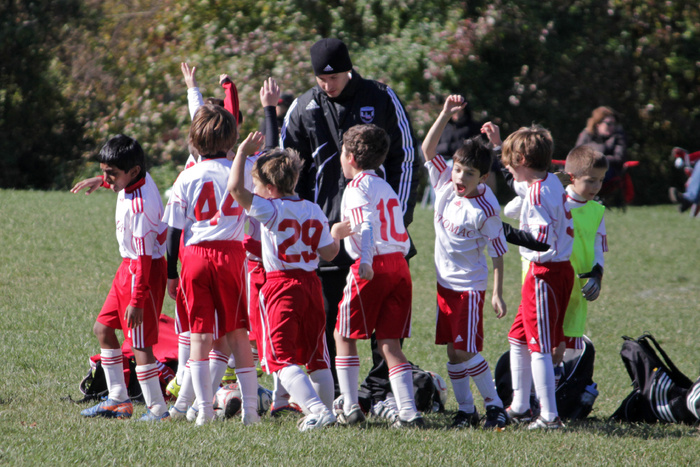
left=1, top=0, right=699, bottom=204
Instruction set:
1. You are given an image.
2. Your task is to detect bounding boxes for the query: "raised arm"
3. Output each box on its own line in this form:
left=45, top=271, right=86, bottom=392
left=227, top=131, right=265, bottom=211
left=220, top=74, right=240, bottom=125
left=260, top=77, right=281, bottom=150
left=422, top=95, right=467, bottom=162
left=182, top=62, right=204, bottom=120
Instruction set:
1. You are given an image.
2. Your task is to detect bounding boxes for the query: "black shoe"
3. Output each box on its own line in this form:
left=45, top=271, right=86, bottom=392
left=483, top=405, right=508, bottom=430
left=451, top=408, right=480, bottom=428
left=669, top=187, right=693, bottom=212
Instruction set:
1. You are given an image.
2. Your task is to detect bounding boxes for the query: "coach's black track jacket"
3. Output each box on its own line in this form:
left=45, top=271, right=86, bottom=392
left=281, top=71, right=421, bottom=270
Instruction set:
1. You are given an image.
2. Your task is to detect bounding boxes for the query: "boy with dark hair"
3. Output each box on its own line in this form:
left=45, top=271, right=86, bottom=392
left=501, top=125, right=574, bottom=430
left=331, top=123, right=423, bottom=428
left=422, top=96, right=509, bottom=430
left=228, top=133, right=341, bottom=431
left=163, top=104, right=259, bottom=426
left=71, top=134, right=169, bottom=421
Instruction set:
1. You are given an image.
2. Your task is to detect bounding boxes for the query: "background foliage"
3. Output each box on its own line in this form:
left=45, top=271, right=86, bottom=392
left=2, top=0, right=699, bottom=202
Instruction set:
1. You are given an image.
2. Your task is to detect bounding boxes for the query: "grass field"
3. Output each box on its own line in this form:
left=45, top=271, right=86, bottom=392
left=1, top=188, right=699, bottom=465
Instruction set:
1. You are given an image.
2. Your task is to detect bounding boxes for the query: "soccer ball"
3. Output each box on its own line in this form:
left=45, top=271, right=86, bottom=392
left=213, top=383, right=242, bottom=420
left=427, top=371, right=448, bottom=412
left=257, top=384, right=272, bottom=415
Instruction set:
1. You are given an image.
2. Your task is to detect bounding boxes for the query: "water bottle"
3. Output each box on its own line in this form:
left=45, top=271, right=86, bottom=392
left=568, top=382, right=598, bottom=420
left=580, top=383, right=599, bottom=406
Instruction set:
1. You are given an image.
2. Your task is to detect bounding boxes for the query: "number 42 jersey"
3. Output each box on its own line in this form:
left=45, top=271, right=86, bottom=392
left=246, top=195, right=335, bottom=272
left=341, top=171, right=410, bottom=262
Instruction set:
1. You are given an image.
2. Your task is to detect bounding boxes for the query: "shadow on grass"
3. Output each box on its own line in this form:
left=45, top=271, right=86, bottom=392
left=554, top=417, right=698, bottom=439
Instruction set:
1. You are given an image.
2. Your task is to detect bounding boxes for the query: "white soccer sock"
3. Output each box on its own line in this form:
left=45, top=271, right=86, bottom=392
left=136, top=363, right=166, bottom=416
left=173, top=360, right=195, bottom=412
left=176, top=332, right=191, bottom=384
left=336, top=355, right=360, bottom=412
left=531, top=351, right=558, bottom=421
left=509, top=343, right=532, bottom=414
left=308, top=368, right=335, bottom=411
left=191, top=359, right=214, bottom=419
left=466, top=354, right=503, bottom=408
left=209, top=349, right=229, bottom=394
left=278, top=365, right=326, bottom=415
left=228, top=353, right=236, bottom=368
left=389, top=363, right=418, bottom=419
left=101, top=348, right=129, bottom=402
left=447, top=361, right=474, bottom=413
left=236, top=367, right=258, bottom=414
left=272, top=372, right=291, bottom=407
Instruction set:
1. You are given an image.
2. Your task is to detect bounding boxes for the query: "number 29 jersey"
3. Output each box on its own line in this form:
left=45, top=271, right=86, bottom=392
left=163, top=157, right=249, bottom=246
left=341, top=171, right=410, bottom=260
left=246, top=195, right=335, bottom=272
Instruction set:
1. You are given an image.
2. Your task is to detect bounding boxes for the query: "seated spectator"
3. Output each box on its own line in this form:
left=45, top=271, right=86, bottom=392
left=575, top=106, right=627, bottom=183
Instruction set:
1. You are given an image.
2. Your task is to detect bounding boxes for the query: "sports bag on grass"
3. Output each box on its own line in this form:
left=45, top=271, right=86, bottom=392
left=494, top=335, right=597, bottom=420
left=610, top=333, right=694, bottom=424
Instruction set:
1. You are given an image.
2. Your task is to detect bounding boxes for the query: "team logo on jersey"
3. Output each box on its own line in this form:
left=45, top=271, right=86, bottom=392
left=360, top=106, right=375, bottom=123
left=306, top=100, right=320, bottom=111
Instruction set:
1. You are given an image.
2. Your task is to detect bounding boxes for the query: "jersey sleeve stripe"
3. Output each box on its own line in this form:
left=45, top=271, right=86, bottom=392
left=387, top=87, right=415, bottom=215
left=431, top=155, right=447, bottom=173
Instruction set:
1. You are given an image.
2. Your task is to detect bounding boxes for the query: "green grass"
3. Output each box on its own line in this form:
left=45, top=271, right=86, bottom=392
left=1, top=189, right=700, bottom=465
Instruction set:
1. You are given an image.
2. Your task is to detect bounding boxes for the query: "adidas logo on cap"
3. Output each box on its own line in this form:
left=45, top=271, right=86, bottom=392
left=323, top=64, right=334, bottom=72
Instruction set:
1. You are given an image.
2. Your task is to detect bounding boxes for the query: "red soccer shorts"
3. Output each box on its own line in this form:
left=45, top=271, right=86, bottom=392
left=97, top=257, right=167, bottom=349
left=259, top=269, right=329, bottom=374
left=435, top=285, right=485, bottom=353
left=335, top=252, right=412, bottom=340
left=246, top=259, right=265, bottom=343
left=174, top=284, right=190, bottom=335
left=508, top=260, right=574, bottom=353
left=179, top=241, right=248, bottom=339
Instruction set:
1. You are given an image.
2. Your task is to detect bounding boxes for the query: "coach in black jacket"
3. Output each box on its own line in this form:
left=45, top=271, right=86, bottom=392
left=281, top=38, right=421, bottom=395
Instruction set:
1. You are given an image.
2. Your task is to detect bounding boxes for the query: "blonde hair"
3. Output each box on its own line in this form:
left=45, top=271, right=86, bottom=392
left=253, top=148, right=303, bottom=195
left=189, top=104, right=238, bottom=156
left=565, top=145, right=609, bottom=178
left=501, top=125, right=553, bottom=171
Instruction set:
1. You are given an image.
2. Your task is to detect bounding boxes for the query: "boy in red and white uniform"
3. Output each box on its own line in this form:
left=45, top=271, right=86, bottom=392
left=500, top=125, right=574, bottom=430
left=228, top=134, right=340, bottom=431
left=71, top=135, right=169, bottom=421
left=166, top=64, right=243, bottom=400
left=330, top=124, right=422, bottom=428
left=421, top=95, right=509, bottom=430
left=163, top=104, right=258, bottom=426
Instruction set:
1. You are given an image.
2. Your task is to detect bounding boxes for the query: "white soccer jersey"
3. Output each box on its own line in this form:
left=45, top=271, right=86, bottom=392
left=116, top=173, right=166, bottom=260
left=426, top=155, right=507, bottom=291
left=246, top=195, right=334, bottom=272
left=566, top=185, right=607, bottom=267
left=163, top=157, right=249, bottom=245
left=340, top=171, right=410, bottom=262
left=517, top=173, right=574, bottom=263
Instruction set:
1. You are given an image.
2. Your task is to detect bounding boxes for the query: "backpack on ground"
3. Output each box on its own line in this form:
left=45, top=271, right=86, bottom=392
left=494, top=335, right=597, bottom=420
left=71, top=315, right=179, bottom=404
left=357, top=360, right=443, bottom=413
left=610, top=333, right=695, bottom=424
